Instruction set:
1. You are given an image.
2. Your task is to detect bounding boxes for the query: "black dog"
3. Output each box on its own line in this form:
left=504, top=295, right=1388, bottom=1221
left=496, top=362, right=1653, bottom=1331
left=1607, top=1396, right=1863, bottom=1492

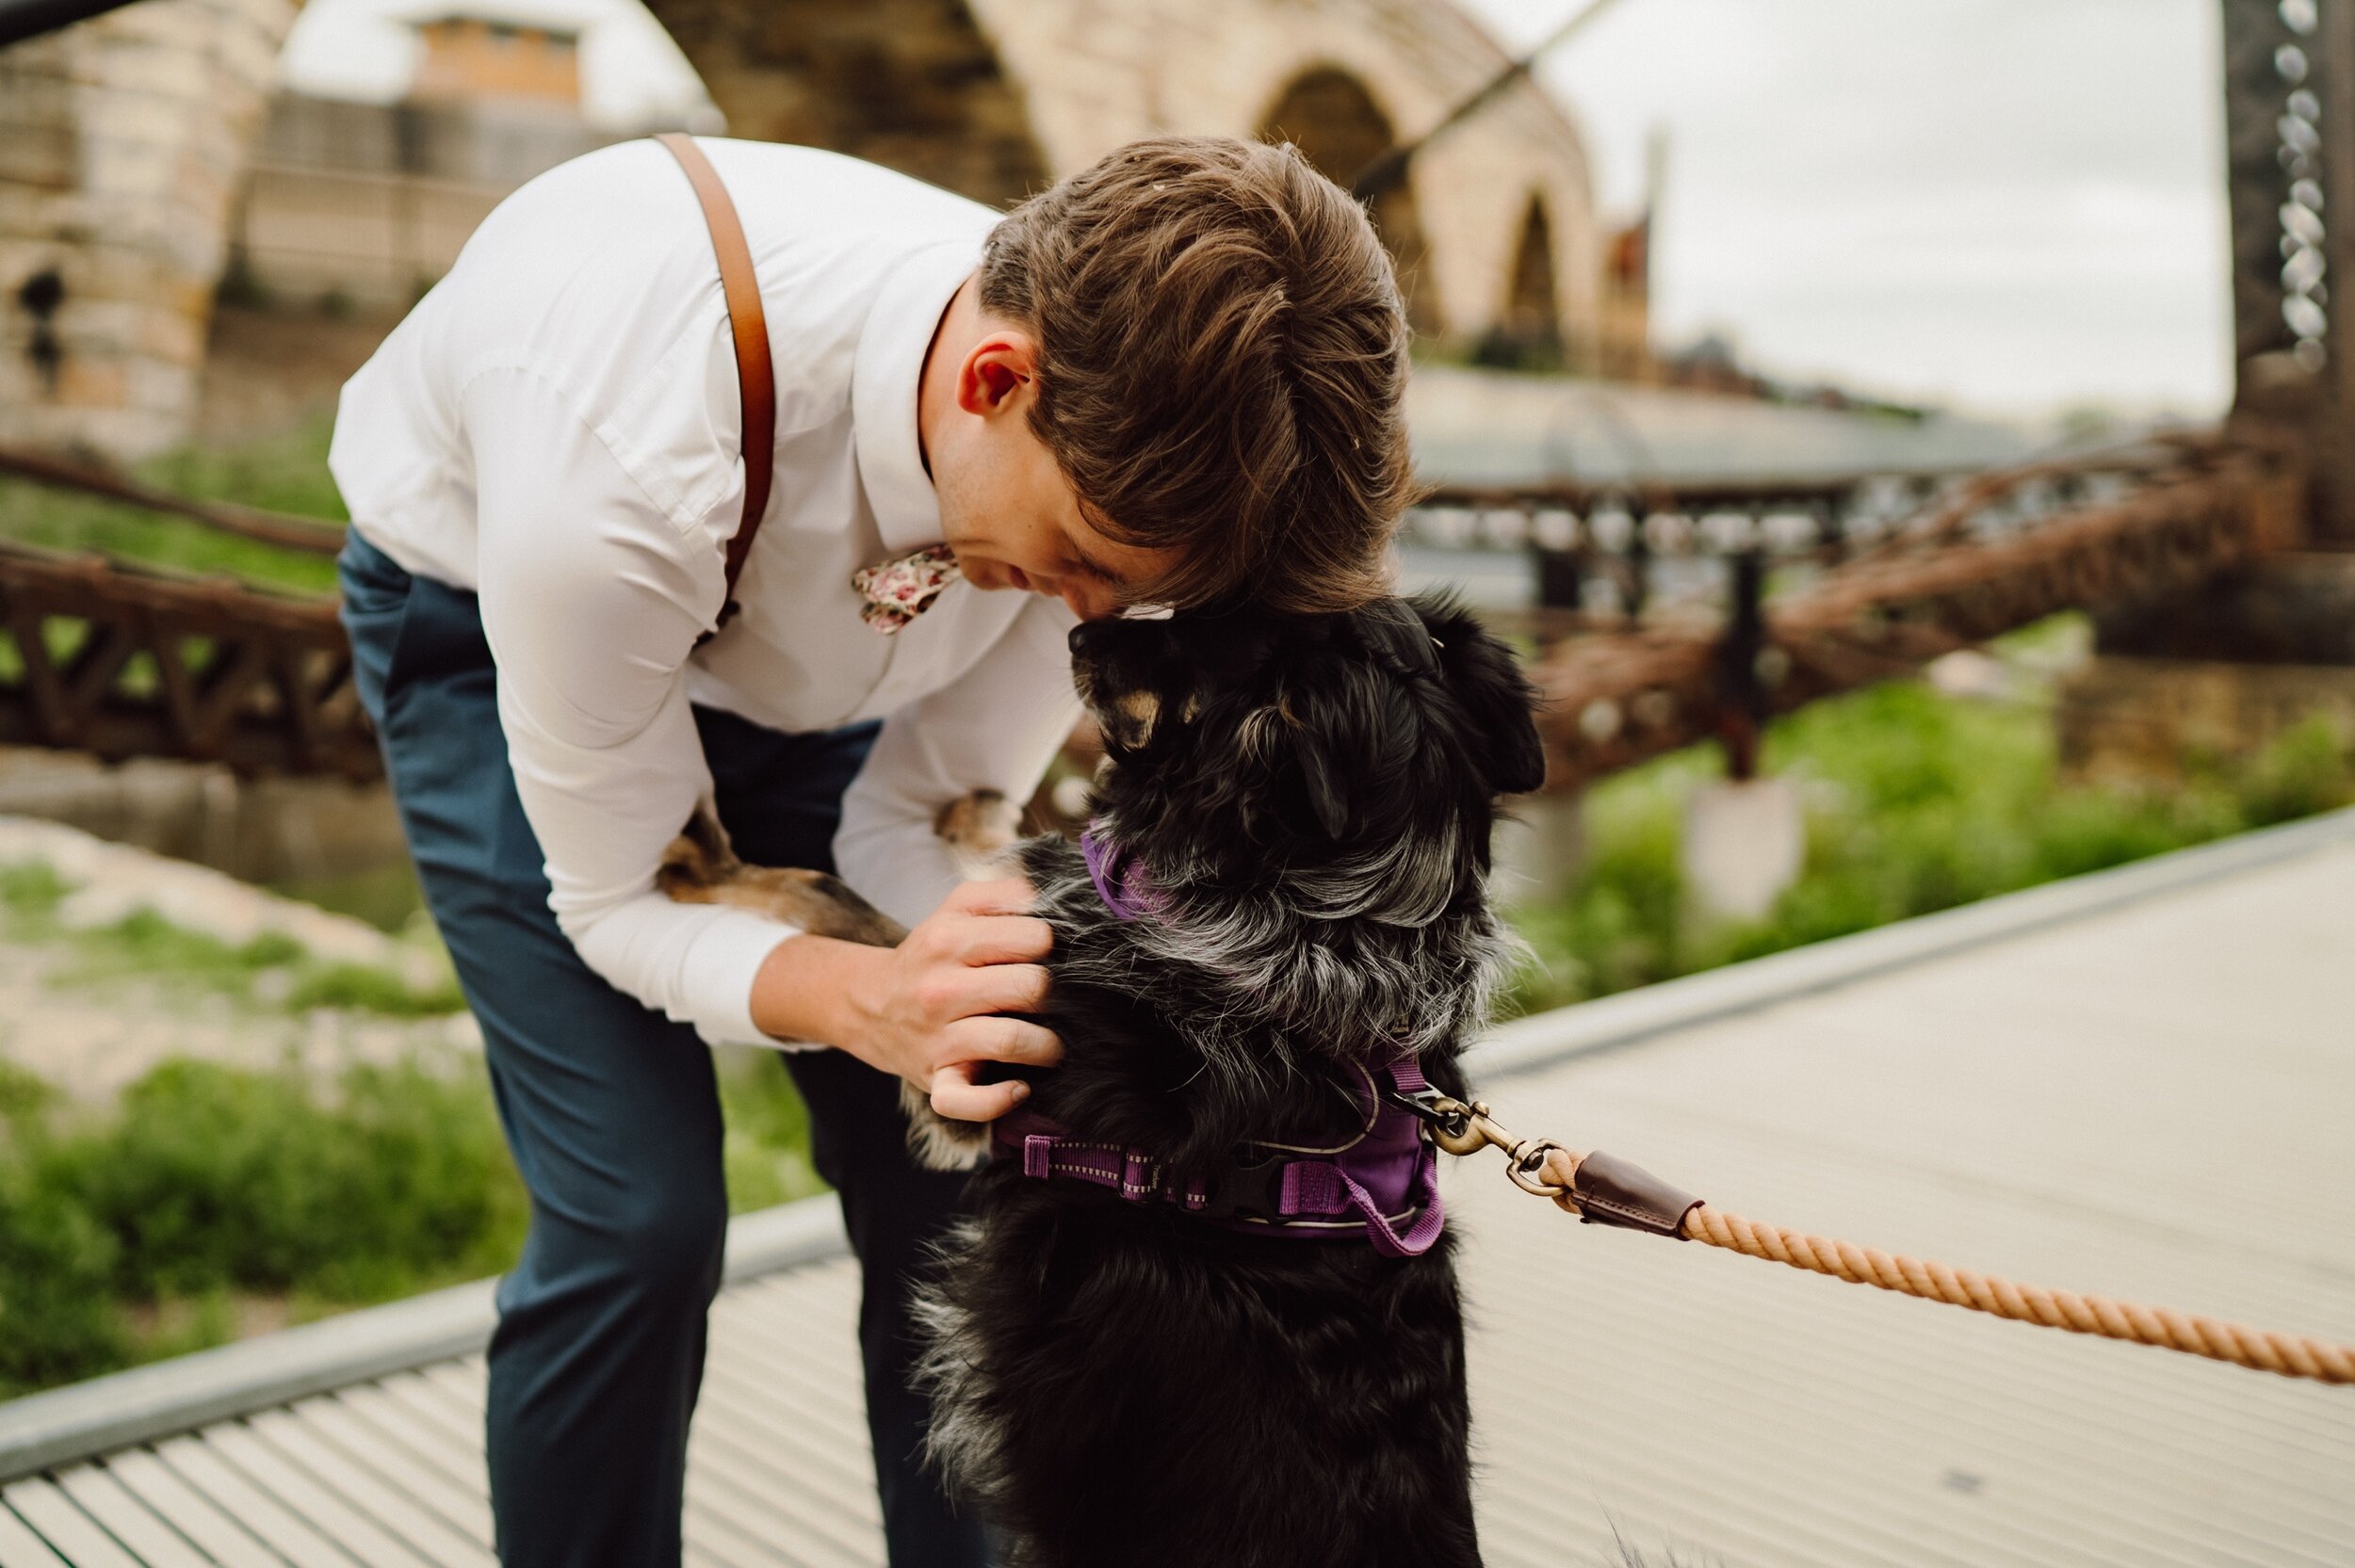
left=909, top=593, right=1546, bottom=1568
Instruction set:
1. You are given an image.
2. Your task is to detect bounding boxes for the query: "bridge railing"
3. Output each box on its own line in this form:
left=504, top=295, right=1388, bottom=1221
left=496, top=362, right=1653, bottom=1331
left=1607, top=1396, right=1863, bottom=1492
left=0, top=431, right=2306, bottom=799
left=1453, top=431, right=2307, bottom=791
left=1407, top=441, right=2193, bottom=622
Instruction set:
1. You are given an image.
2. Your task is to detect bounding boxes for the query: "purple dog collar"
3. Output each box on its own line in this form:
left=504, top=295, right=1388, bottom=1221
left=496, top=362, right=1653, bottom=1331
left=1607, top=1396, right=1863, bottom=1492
left=1080, top=828, right=1159, bottom=920
left=994, top=1057, right=1446, bottom=1258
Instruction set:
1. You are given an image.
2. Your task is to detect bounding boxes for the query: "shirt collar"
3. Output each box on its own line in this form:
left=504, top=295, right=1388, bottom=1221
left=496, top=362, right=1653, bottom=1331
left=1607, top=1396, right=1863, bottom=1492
left=853, top=240, right=982, bottom=554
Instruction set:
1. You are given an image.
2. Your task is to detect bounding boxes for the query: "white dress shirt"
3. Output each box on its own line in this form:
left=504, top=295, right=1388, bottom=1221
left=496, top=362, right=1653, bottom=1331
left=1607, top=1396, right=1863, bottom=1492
left=329, top=137, right=1080, bottom=1049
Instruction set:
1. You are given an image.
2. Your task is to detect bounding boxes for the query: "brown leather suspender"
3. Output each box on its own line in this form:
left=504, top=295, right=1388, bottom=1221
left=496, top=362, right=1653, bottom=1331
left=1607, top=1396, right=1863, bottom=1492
left=655, top=132, right=773, bottom=636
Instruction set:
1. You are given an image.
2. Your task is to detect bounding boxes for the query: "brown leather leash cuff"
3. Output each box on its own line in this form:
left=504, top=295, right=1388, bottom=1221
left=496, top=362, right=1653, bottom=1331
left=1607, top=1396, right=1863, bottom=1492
left=1569, top=1151, right=1704, bottom=1238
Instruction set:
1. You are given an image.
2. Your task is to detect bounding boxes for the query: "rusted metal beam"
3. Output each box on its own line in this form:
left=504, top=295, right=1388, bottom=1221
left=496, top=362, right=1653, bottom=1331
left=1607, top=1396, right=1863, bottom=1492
left=0, top=442, right=2301, bottom=802
left=1524, top=443, right=2305, bottom=792
left=0, top=445, right=348, bottom=556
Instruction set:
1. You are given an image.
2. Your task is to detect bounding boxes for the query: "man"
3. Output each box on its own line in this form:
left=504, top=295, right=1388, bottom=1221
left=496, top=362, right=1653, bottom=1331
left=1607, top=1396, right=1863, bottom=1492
left=329, top=133, right=1414, bottom=1567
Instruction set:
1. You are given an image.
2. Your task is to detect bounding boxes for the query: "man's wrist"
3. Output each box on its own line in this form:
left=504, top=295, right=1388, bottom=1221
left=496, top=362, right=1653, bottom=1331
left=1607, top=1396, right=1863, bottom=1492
left=749, top=933, right=893, bottom=1064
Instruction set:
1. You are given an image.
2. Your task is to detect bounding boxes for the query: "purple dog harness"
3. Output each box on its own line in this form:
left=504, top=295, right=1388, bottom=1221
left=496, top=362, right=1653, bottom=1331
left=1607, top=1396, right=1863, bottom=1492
left=991, top=832, right=1447, bottom=1258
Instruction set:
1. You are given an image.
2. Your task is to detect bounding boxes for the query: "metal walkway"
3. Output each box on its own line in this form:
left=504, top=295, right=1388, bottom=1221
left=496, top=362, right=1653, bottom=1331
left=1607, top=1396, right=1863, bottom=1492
left=5, top=812, right=2353, bottom=1566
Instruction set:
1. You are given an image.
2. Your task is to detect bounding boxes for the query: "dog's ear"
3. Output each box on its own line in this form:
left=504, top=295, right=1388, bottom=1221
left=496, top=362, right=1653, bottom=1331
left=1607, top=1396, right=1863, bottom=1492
left=1414, top=595, right=1548, bottom=797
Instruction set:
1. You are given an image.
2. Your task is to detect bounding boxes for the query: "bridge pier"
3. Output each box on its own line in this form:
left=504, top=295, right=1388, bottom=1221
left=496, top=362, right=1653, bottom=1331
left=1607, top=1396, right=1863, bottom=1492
left=0, top=0, right=298, bottom=462
left=2069, top=5, right=2355, bottom=784
left=2058, top=554, right=2355, bottom=781
left=2222, top=0, right=2355, bottom=541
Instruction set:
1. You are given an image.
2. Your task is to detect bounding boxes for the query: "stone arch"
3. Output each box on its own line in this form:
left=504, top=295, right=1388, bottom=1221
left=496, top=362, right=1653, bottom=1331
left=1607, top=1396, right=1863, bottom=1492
left=1257, top=64, right=1443, bottom=339
left=1474, top=191, right=1565, bottom=370
left=641, top=0, right=1051, bottom=207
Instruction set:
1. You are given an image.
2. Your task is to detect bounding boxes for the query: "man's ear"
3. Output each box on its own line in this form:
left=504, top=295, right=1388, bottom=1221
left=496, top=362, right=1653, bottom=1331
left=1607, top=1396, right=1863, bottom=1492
left=957, top=331, right=1039, bottom=417
left=1414, top=595, right=1548, bottom=797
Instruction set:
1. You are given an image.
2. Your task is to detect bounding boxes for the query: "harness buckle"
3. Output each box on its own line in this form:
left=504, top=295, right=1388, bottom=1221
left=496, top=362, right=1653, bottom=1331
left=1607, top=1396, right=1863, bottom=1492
left=1201, top=1156, right=1290, bottom=1222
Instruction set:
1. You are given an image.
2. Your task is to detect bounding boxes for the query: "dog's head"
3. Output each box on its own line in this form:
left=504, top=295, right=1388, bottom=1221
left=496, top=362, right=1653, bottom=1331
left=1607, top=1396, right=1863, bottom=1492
left=1067, top=593, right=1544, bottom=927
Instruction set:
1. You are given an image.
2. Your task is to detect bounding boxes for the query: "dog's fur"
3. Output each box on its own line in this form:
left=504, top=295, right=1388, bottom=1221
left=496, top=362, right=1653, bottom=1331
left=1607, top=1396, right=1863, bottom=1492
left=665, top=593, right=1543, bottom=1568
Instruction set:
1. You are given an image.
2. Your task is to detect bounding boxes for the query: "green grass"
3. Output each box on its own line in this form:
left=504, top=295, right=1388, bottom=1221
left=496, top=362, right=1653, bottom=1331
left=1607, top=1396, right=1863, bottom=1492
left=0, top=862, right=466, bottom=1020
left=0, top=1048, right=823, bottom=1397
left=265, top=863, right=432, bottom=933
left=716, top=1046, right=827, bottom=1214
left=1, top=860, right=72, bottom=921
left=0, top=415, right=344, bottom=594
left=1508, top=668, right=2355, bottom=1013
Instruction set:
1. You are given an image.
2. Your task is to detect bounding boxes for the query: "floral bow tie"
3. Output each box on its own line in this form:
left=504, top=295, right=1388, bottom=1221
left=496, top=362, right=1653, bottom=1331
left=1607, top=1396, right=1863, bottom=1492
left=850, top=543, right=964, bottom=634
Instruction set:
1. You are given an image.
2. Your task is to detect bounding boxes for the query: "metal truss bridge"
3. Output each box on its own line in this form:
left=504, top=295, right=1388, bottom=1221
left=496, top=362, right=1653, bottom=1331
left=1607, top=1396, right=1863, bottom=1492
left=0, top=429, right=2309, bottom=797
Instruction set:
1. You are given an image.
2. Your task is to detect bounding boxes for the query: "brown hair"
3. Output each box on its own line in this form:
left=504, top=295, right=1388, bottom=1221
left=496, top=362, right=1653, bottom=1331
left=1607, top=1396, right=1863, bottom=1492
left=979, top=136, right=1416, bottom=615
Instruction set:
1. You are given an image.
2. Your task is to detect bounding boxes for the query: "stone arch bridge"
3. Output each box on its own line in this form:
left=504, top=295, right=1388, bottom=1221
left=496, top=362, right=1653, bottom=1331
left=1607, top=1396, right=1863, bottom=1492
left=0, top=0, right=2349, bottom=809
left=0, top=0, right=1606, bottom=461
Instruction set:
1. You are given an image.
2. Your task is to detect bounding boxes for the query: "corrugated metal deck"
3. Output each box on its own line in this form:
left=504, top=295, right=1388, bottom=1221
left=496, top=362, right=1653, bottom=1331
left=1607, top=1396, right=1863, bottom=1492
left=4, top=816, right=2351, bottom=1566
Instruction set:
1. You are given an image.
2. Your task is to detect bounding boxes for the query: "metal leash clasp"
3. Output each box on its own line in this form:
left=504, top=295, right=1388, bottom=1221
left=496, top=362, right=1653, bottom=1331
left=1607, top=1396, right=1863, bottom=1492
left=1384, top=1086, right=1574, bottom=1200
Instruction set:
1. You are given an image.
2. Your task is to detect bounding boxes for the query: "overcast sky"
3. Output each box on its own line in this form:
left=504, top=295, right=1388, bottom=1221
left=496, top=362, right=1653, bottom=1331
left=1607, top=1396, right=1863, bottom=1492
left=283, top=0, right=2234, bottom=422
left=1457, top=0, right=2233, bottom=419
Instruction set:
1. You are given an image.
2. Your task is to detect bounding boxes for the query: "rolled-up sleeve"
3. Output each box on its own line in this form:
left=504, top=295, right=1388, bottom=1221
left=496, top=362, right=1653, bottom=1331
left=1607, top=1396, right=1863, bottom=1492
left=466, top=365, right=798, bottom=1048
left=834, top=596, right=1081, bottom=929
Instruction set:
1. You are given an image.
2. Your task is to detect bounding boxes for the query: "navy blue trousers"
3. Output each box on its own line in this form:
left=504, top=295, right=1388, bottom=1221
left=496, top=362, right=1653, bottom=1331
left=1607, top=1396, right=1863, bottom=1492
left=339, top=531, right=989, bottom=1568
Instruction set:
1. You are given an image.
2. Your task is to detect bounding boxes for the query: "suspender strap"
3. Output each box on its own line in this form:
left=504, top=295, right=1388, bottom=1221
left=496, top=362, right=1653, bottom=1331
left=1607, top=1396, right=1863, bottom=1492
left=655, top=132, right=773, bottom=633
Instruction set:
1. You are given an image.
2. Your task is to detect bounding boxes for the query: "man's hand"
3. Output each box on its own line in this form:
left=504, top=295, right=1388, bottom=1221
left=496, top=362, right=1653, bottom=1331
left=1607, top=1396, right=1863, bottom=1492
left=749, top=878, right=1061, bottom=1121
left=853, top=877, right=1061, bottom=1120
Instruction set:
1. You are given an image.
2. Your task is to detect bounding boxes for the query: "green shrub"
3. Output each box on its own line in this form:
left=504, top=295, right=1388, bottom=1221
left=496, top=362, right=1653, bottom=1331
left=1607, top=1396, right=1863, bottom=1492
left=36, top=1058, right=526, bottom=1301
left=0, top=1044, right=823, bottom=1395
left=1510, top=666, right=2355, bottom=1013
left=2232, top=714, right=2355, bottom=826
left=267, top=864, right=433, bottom=933
left=0, top=1166, right=126, bottom=1393
left=0, top=1055, right=528, bottom=1392
left=0, top=1059, right=52, bottom=1129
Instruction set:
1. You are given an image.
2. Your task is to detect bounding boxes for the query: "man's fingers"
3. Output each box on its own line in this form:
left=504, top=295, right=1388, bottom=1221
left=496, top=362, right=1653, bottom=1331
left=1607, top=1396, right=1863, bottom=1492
left=929, top=1060, right=1031, bottom=1123
left=945, top=876, right=1037, bottom=917
left=910, top=959, right=1049, bottom=1024
left=944, top=1013, right=1063, bottom=1068
left=947, top=913, right=1054, bottom=966
left=948, top=961, right=1050, bottom=1019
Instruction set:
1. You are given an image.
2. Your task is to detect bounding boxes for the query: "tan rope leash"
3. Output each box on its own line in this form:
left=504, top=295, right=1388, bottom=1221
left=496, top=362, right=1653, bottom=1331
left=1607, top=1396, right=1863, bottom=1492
left=1391, top=1090, right=2355, bottom=1385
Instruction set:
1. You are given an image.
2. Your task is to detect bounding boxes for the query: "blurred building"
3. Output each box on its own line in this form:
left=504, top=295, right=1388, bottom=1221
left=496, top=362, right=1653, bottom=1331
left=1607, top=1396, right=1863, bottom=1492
left=408, top=9, right=583, bottom=107
left=1594, top=212, right=1652, bottom=382
left=225, top=3, right=660, bottom=315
